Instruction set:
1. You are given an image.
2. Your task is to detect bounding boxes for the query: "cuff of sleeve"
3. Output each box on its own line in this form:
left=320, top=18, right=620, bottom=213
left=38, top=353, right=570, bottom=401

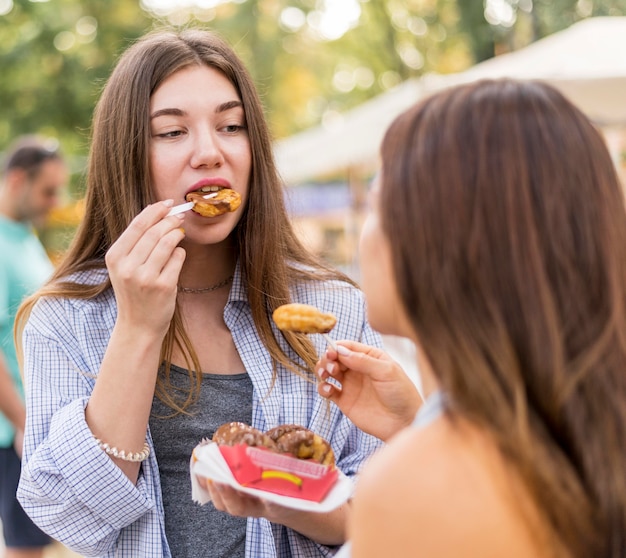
left=47, top=398, right=155, bottom=528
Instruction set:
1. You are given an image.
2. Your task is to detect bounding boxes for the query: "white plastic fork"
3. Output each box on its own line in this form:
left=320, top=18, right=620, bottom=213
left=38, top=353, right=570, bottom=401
left=167, top=201, right=195, bottom=216
left=166, top=193, right=218, bottom=217
left=322, top=333, right=338, bottom=351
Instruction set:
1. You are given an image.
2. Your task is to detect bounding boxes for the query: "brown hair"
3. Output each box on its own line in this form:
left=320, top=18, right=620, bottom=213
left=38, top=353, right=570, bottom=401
left=380, top=79, right=626, bottom=557
left=16, top=28, right=351, bottom=412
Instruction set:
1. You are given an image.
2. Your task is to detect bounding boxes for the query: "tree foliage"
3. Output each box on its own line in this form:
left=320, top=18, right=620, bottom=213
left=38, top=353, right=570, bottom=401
left=1, top=0, right=625, bottom=169
left=0, top=0, right=149, bottom=163
left=468, top=0, right=626, bottom=57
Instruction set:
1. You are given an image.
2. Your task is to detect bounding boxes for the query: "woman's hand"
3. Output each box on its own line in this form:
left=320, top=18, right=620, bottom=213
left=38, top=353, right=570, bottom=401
left=316, top=341, right=422, bottom=442
left=206, top=481, right=269, bottom=518
left=205, top=481, right=347, bottom=545
left=105, top=200, right=186, bottom=338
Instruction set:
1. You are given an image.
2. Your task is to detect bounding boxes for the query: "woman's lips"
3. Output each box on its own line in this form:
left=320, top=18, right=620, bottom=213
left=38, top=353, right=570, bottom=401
left=194, top=185, right=226, bottom=194
left=187, top=178, right=231, bottom=196
left=185, top=189, right=242, bottom=217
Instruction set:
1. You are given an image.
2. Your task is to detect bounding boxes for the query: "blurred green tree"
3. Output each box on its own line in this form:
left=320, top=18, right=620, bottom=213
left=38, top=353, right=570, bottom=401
left=0, top=0, right=149, bottom=169
left=1, top=0, right=625, bottom=170
left=473, top=0, right=626, bottom=55
left=2, top=0, right=624, bottom=257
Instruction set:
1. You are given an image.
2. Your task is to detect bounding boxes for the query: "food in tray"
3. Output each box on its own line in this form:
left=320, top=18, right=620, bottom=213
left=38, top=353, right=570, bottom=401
left=211, top=421, right=335, bottom=467
left=198, top=421, right=338, bottom=501
left=272, top=303, right=337, bottom=334
left=212, top=421, right=277, bottom=449
left=266, top=424, right=335, bottom=467
left=186, top=188, right=242, bottom=217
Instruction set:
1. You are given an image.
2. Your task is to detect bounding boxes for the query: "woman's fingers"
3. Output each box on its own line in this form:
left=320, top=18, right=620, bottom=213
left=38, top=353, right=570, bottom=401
left=207, top=483, right=264, bottom=517
left=104, top=201, right=189, bottom=333
left=158, top=245, right=187, bottom=285
left=130, top=215, right=185, bottom=269
left=106, top=201, right=187, bottom=287
left=112, top=212, right=186, bottom=272
left=317, top=341, right=391, bottom=384
left=317, top=379, right=342, bottom=401
left=106, top=200, right=174, bottom=263
left=141, top=226, right=186, bottom=278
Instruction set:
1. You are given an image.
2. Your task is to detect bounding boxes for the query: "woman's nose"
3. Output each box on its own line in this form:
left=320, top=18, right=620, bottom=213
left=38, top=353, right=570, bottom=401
left=190, top=130, right=224, bottom=169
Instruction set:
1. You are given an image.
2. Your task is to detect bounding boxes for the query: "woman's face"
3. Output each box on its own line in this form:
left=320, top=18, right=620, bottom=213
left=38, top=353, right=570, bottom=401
left=358, top=174, right=413, bottom=338
left=149, top=64, right=251, bottom=244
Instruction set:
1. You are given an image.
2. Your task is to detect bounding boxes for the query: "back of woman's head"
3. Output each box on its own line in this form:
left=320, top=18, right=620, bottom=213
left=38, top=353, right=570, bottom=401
left=380, top=79, right=626, bottom=556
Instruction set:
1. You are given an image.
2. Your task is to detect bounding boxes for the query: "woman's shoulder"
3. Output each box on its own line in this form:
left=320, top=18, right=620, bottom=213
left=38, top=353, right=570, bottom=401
left=28, top=268, right=114, bottom=333
left=290, top=272, right=364, bottom=308
left=291, top=277, right=375, bottom=341
left=350, top=418, right=547, bottom=557
left=63, top=265, right=109, bottom=287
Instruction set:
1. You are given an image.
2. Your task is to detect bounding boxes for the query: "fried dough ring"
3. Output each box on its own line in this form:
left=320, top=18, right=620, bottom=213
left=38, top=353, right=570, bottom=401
left=268, top=425, right=335, bottom=467
left=265, top=424, right=308, bottom=442
left=212, top=421, right=277, bottom=449
left=186, top=189, right=242, bottom=217
left=272, top=303, right=337, bottom=334
left=212, top=421, right=335, bottom=466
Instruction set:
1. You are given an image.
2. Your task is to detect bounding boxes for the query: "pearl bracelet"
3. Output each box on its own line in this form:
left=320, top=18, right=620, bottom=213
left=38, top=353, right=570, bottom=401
left=95, top=438, right=150, bottom=462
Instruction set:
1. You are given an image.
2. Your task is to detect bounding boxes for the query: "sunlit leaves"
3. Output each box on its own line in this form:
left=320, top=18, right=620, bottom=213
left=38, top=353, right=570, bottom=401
left=2, top=0, right=625, bottom=165
left=0, top=0, right=149, bottom=163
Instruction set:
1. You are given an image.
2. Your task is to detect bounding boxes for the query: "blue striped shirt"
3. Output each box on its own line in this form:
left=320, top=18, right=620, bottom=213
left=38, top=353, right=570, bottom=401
left=17, top=263, right=383, bottom=557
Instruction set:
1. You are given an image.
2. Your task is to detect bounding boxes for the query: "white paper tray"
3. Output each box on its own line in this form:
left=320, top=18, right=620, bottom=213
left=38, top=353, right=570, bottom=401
left=191, top=442, right=354, bottom=513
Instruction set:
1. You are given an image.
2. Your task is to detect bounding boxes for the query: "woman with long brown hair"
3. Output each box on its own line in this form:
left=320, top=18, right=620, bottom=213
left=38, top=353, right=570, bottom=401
left=318, top=79, right=626, bottom=557
left=15, top=28, right=382, bottom=557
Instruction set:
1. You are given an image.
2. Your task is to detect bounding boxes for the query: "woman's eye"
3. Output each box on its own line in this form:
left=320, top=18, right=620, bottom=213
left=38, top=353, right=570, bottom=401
left=155, top=130, right=184, bottom=138
left=223, top=124, right=245, bottom=133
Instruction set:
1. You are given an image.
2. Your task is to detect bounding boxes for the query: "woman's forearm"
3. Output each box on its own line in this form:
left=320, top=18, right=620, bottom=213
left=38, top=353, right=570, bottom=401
left=85, top=323, right=163, bottom=482
left=268, top=501, right=350, bottom=546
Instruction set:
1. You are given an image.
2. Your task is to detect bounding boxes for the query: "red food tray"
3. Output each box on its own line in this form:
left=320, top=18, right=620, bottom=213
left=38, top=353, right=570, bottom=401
left=219, top=444, right=338, bottom=502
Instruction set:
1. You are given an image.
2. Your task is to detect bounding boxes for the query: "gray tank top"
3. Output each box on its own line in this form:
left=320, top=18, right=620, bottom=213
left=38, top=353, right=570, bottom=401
left=150, top=364, right=253, bottom=558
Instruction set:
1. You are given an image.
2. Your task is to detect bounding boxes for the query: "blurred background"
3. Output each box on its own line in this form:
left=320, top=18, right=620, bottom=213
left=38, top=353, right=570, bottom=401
left=2, top=0, right=626, bottom=266
left=2, top=2, right=626, bottom=554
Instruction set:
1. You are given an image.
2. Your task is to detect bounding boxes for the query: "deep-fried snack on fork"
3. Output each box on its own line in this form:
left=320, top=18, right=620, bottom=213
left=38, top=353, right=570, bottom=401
left=186, top=189, right=242, bottom=217
left=272, top=303, right=337, bottom=334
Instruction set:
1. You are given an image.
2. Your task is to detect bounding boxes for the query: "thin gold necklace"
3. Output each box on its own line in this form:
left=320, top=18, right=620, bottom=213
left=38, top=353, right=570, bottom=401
left=177, top=274, right=234, bottom=294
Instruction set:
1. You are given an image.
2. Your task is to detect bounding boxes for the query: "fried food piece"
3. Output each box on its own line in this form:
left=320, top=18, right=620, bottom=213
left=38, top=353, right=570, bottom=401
left=272, top=303, right=337, bottom=334
left=267, top=424, right=335, bottom=467
left=212, top=421, right=277, bottom=450
left=211, top=421, right=336, bottom=467
left=265, top=424, right=308, bottom=442
left=186, top=189, right=242, bottom=217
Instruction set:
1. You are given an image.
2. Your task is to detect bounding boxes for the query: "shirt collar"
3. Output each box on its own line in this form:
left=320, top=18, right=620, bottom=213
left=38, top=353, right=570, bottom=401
left=227, top=259, right=248, bottom=303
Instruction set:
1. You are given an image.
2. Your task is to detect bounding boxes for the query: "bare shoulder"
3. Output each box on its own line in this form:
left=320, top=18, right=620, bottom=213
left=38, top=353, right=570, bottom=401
left=350, top=417, right=548, bottom=558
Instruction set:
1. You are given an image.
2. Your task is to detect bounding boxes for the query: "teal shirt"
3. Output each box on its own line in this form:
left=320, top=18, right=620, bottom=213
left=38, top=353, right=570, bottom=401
left=0, top=215, right=53, bottom=447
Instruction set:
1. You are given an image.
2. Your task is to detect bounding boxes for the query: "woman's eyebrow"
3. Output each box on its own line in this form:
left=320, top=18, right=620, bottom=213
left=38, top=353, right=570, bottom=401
left=150, top=101, right=242, bottom=120
left=150, top=108, right=186, bottom=120
left=216, top=100, right=243, bottom=113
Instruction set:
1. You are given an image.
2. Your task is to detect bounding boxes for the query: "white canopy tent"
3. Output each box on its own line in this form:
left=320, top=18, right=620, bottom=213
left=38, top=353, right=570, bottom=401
left=274, top=17, right=626, bottom=184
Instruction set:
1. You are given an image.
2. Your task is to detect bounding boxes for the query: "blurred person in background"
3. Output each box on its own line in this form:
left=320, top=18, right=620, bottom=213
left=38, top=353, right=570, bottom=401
left=0, top=136, right=67, bottom=558
left=317, top=79, right=626, bottom=557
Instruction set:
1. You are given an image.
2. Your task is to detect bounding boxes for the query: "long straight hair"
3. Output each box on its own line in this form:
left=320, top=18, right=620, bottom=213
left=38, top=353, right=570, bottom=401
left=16, top=28, right=351, bottom=412
left=380, top=79, right=626, bottom=556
